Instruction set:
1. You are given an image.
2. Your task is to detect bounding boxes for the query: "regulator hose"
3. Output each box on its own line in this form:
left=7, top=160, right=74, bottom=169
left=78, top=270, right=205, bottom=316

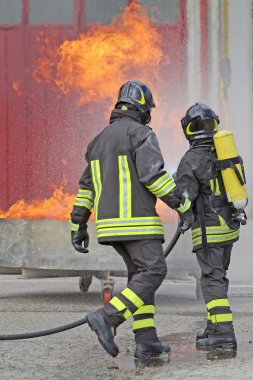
left=0, top=223, right=181, bottom=341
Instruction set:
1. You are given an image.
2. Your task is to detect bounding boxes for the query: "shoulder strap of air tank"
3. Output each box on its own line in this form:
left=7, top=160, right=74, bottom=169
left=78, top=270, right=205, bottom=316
left=208, top=148, right=227, bottom=210
left=193, top=145, right=211, bottom=257
left=214, top=156, right=246, bottom=185
left=210, top=147, right=218, bottom=195
left=196, top=196, right=209, bottom=259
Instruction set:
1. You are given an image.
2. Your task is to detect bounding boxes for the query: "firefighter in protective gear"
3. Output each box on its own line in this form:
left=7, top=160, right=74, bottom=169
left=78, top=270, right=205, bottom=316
left=176, top=102, right=247, bottom=351
left=71, top=80, right=194, bottom=359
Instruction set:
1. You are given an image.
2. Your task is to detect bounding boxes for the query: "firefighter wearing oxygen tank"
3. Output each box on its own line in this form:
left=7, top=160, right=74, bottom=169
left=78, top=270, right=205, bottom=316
left=70, top=80, right=194, bottom=359
left=175, top=103, right=248, bottom=350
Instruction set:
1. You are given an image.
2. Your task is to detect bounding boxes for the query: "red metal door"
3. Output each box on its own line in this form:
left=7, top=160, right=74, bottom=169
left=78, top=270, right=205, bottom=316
left=0, top=0, right=189, bottom=215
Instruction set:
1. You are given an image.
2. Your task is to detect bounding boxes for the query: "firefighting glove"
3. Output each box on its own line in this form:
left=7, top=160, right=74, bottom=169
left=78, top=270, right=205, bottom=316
left=71, top=225, right=89, bottom=254
left=178, top=208, right=195, bottom=234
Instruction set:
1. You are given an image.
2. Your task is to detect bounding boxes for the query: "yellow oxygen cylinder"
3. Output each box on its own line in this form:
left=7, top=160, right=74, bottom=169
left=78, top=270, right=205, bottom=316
left=213, top=130, right=248, bottom=209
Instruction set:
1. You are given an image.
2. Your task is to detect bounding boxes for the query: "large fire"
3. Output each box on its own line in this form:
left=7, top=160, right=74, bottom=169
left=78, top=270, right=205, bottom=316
left=34, top=2, right=163, bottom=108
left=0, top=182, right=75, bottom=220
left=0, top=189, right=176, bottom=222
left=2, top=1, right=183, bottom=222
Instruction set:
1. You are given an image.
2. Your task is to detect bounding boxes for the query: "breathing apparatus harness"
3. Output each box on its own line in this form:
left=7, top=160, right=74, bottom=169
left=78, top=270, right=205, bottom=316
left=213, top=152, right=247, bottom=225
left=190, top=139, right=247, bottom=259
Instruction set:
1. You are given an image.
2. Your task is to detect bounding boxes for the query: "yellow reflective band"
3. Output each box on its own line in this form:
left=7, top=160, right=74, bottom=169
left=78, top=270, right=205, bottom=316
left=74, top=198, right=93, bottom=210
left=121, top=288, right=144, bottom=309
left=177, top=197, right=191, bottom=213
left=218, top=215, right=226, bottom=226
left=118, top=156, right=124, bottom=218
left=193, top=230, right=240, bottom=247
left=97, top=222, right=163, bottom=228
left=210, top=179, right=221, bottom=196
left=192, top=227, right=239, bottom=238
left=96, top=216, right=163, bottom=227
left=97, top=228, right=164, bottom=238
left=133, top=305, right=155, bottom=315
left=206, top=298, right=230, bottom=310
left=78, top=189, right=94, bottom=200
left=147, top=173, right=171, bottom=192
left=96, top=218, right=164, bottom=238
left=210, top=313, right=233, bottom=324
left=207, top=311, right=211, bottom=321
left=185, top=121, right=207, bottom=136
left=118, top=156, right=132, bottom=219
left=109, top=297, right=127, bottom=312
left=192, top=216, right=240, bottom=245
left=133, top=318, right=155, bottom=330
left=152, top=180, right=176, bottom=198
left=109, top=297, right=133, bottom=320
left=71, top=222, right=79, bottom=232
left=192, top=226, right=233, bottom=237
left=185, top=122, right=196, bottom=136
left=214, top=119, right=218, bottom=131
left=98, top=227, right=164, bottom=233
left=77, top=194, right=93, bottom=200
left=75, top=198, right=93, bottom=205
left=91, top=160, right=102, bottom=221
left=123, top=310, right=132, bottom=320
left=133, top=88, right=145, bottom=105
left=149, top=178, right=173, bottom=194
left=97, top=216, right=162, bottom=223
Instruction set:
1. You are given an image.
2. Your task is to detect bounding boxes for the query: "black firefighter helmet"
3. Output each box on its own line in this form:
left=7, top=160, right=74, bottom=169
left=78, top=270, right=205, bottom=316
left=181, top=103, right=220, bottom=141
left=116, top=80, right=156, bottom=113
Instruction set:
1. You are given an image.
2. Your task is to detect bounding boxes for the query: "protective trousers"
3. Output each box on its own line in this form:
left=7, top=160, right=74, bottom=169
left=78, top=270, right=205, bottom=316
left=196, top=244, right=234, bottom=335
left=103, top=239, right=167, bottom=343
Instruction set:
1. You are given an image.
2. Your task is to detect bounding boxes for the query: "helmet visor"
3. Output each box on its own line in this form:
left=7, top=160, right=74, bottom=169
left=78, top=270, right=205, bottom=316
left=185, top=118, right=218, bottom=136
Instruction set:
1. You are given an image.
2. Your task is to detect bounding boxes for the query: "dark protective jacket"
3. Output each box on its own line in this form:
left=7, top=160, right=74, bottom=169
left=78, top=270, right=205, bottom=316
left=175, top=142, right=240, bottom=251
left=71, top=109, right=190, bottom=244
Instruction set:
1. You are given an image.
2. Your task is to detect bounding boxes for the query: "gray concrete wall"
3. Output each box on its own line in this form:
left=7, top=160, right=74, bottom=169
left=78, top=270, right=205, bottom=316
left=0, top=219, right=198, bottom=279
left=0, top=218, right=251, bottom=283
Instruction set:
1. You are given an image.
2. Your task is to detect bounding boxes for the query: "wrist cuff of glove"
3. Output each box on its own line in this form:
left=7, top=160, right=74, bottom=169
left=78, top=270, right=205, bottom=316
left=71, top=221, right=79, bottom=232
left=71, top=221, right=88, bottom=232
left=177, top=196, right=191, bottom=213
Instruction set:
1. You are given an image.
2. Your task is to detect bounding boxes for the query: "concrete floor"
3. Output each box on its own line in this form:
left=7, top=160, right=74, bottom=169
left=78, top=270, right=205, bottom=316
left=0, top=218, right=252, bottom=379
left=0, top=272, right=253, bottom=380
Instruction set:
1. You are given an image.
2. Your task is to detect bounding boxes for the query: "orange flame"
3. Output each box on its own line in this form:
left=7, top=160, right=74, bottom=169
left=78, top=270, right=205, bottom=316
left=0, top=183, right=75, bottom=220
left=0, top=190, right=176, bottom=222
left=34, top=2, right=163, bottom=106
left=0, top=176, right=177, bottom=222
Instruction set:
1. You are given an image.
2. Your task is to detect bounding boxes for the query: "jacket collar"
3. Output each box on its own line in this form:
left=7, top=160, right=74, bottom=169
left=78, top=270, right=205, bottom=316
left=109, top=108, right=146, bottom=125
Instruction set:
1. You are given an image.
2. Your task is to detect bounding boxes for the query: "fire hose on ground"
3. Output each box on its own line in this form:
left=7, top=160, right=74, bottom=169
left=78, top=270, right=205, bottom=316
left=0, top=223, right=181, bottom=341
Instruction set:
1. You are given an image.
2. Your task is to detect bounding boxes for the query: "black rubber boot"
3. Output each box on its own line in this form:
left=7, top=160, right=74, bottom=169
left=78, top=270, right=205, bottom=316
left=196, top=321, right=215, bottom=340
left=86, top=310, right=119, bottom=357
left=196, top=322, right=237, bottom=351
left=134, top=341, right=171, bottom=359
